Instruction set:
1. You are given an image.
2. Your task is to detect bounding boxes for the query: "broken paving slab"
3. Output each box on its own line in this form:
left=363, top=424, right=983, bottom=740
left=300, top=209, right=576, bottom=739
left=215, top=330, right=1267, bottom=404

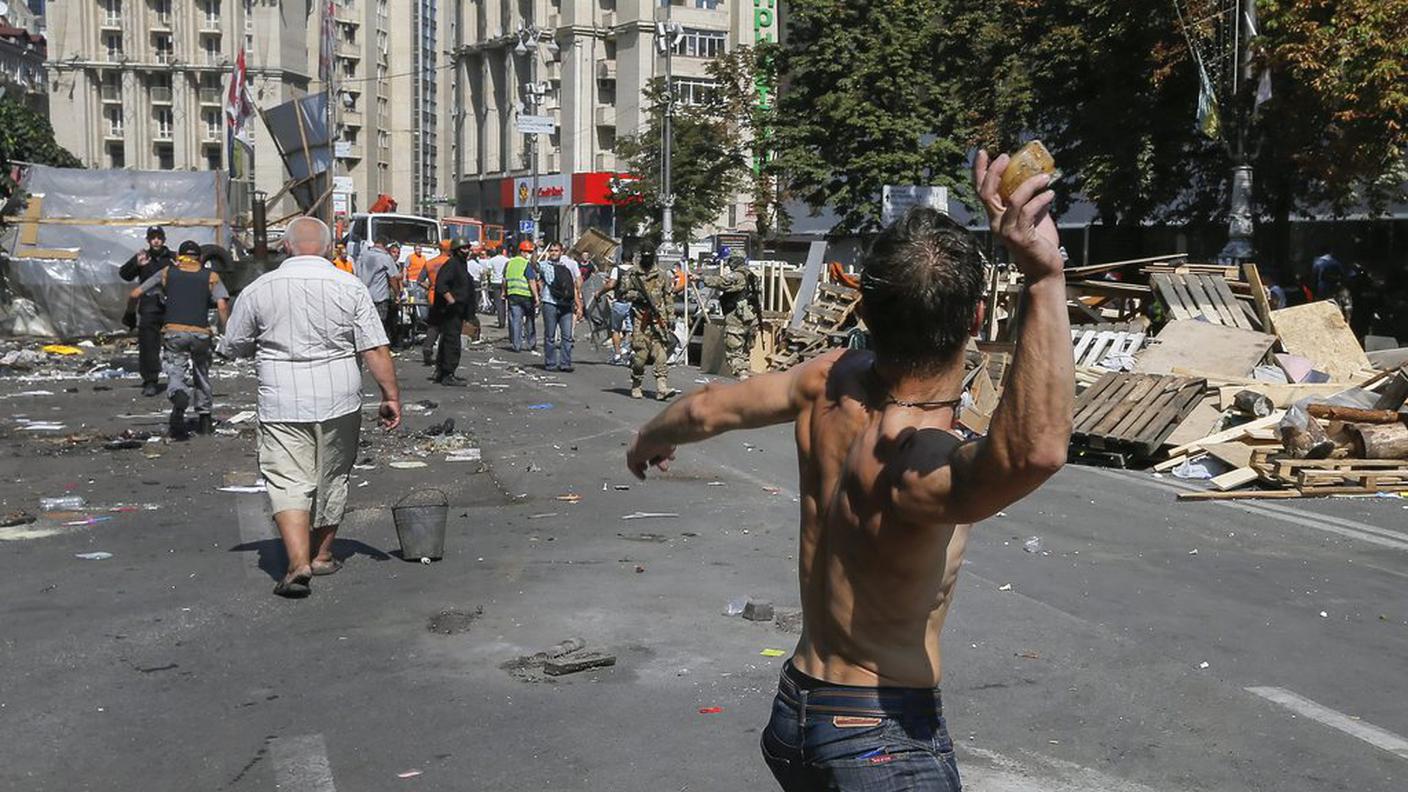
left=543, top=652, right=617, bottom=676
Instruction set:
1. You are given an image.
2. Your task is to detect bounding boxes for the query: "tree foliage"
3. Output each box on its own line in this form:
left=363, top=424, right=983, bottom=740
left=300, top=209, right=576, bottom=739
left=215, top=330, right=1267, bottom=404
left=771, top=0, right=1408, bottom=250
left=613, top=46, right=770, bottom=246
left=0, top=94, right=83, bottom=218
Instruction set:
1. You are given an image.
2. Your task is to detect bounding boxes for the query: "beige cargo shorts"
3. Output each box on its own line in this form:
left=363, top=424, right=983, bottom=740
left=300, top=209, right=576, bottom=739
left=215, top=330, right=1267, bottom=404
left=256, top=411, right=361, bottom=527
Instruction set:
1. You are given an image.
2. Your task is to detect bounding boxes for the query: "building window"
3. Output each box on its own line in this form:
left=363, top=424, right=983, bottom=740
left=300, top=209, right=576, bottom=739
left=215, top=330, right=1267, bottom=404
left=108, top=142, right=126, bottom=168
left=151, top=0, right=172, bottom=26
left=202, top=109, right=222, bottom=140
left=673, top=28, right=726, bottom=58
left=104, top=32, right=124, bottom=60
left=199, top=72, right=222, bottom=105
left=203, top=0, right=221, bottom=26
left=155, top=144, right=175, bottom=170
left=148, top=73, right=172, bottom=104
left=104, top=106, right=124, bottom=136
left=153, top=33, right=173, bottom=63
left=671, top=77, right=718, bottom=107
left=201, top=34, right=222, bottom=65
left=102, top=0, right=123, bottom=26
left=100, top=72, right=122, bottom=102
left=205, top=145, right=222, bottom=171
left=154, top=108, right=173, bottom=140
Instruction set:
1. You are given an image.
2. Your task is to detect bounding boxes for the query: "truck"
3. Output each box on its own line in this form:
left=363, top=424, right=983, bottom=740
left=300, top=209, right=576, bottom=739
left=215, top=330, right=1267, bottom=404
left=441, top=216, right=506, bottom=253
left=344, top=212, right=443, bottom=264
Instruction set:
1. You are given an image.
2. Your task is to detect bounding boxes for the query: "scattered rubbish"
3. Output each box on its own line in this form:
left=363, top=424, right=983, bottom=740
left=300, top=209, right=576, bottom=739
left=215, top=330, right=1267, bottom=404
left=724, top=598, right=747, bottom=616
left=527, top=403, right=555, bottom=410
left=613, top=485, right=630, bottom=491
left=556, top=493, right=582, bottom=503
left=217, top=484, right=266, bottom=494
left=544, top=652, right=617, bottom=676
left=1172, top=458, right=1221, bottom=480
left=698, top=707, right=723, bottom=714
left=426, top=606, right=483, bottom=635
left=397, top=770, right=423, bottom=779
left=1188, top=549, right=1199, bottom=555
left=75, top=552, right=113, bottom=560
left=997, top=583, right=1013, bottom=592
left=1319, top=611, right=1328, bottom=618
left=1022, top=537, right=1042, bottom=553
left=358, top=481, right=370, bottom=488
left=390, top=461, right=429, bottom=470
left=420, top=557, right=432, bottom=565
left=1016, top=651, right=1041, bottom=660
left=64, top=516, right=113, bottom=526
left=21, top=422, right=66, bottom=432
left=1, top=511, right=36, bottom=528
left=762, top=486, right=781, bottom=495
left=621, top=512, right=679, bottom=520
left=774, top=609, right=804, bottom=634
left=543, top=382, right=568, bottom=388
left=41, top=344, right=84, bottom=356
left=743, top=600, right=775, bottom=622
left=40, top=496, right=85, bottom=510
left=707, top=481, right=725, bottom=486
left=760, top=648, right=786, bottom=658
left=526, top=463, right=543, bottom=473
left=353, top=464, right=378, bottom=471
left=103, top=435, right=145, bottom=450
left=529, top=512, right=559, bottom=519
left=445, top=448, right=482, bottom=462
left=423, top=418, right=456, bottom=437
left=1198, top=661, right=1210, bottom=669
left=634, top=565, right=646, bottom=573
left=227, top=411, right=256, bottom=424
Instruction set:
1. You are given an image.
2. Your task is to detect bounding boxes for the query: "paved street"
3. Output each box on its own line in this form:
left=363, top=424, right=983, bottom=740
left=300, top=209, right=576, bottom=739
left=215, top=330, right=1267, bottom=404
left=2, top=325, right=1406, bottom=792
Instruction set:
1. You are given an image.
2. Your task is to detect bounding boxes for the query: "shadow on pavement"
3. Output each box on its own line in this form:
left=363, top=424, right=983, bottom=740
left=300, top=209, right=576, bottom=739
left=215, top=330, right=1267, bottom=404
left=229, top=538, right=393, bottom=581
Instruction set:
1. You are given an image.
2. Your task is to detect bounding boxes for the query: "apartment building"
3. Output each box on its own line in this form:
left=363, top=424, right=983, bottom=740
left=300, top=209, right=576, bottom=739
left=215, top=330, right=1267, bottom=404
left=453, top=0, right=778, bottom=243
left=0, top=1, right=47, bottom=112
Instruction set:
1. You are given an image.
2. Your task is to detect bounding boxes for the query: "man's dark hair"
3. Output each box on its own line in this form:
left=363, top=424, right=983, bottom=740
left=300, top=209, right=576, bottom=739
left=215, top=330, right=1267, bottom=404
left=859, top=207, right=985, bottom=372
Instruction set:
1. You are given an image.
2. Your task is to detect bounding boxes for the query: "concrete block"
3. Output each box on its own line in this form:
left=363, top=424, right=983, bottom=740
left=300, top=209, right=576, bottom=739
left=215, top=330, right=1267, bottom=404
left=742, top=600, right=774, bottom=622
left=543, top=652, right=617, bottom=676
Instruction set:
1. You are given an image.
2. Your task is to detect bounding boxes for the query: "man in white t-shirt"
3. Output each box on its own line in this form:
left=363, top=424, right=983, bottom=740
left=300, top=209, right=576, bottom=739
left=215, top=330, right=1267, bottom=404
left=485, top=248, right=510, bottom=328
left=602, top=254, right=635, bottom=365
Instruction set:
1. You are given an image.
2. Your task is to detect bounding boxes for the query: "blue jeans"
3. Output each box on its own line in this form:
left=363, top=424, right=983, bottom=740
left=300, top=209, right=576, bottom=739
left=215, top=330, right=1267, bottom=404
left=541, top=302, right=575, bottom=369
left=761, top=662, right=962, bottom=791
left=508, top=296, right=536, bottom=352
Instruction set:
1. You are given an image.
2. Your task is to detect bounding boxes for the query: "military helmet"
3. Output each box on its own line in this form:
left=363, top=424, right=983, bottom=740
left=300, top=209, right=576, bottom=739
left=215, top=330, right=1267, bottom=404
left=452, top=236, right=472, bottom=251
left=727, top=251, right=747, bottom=268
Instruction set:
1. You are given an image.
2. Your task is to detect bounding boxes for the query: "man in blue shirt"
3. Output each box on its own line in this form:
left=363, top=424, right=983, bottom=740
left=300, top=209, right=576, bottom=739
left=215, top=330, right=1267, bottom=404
left=538, top=241, right=585, bottom=372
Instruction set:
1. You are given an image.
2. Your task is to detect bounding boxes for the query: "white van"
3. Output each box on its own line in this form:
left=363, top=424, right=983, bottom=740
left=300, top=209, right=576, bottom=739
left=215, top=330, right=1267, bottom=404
left=345, top=213, right=442, bottom=265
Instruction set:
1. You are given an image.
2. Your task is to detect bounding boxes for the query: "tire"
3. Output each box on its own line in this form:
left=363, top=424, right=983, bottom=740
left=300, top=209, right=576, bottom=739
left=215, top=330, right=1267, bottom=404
left=200, top=243, right=235, bottom=274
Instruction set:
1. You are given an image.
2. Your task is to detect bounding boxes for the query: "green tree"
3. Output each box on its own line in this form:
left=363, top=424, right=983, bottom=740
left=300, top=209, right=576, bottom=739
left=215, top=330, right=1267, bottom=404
left=613, top=46, right=769, bottom=246
left=0, top=94, right=83, bottom=220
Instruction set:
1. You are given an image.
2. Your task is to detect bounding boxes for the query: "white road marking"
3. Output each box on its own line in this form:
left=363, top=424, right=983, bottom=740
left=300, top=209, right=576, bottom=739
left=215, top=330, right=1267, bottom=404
left=961, top=746, right=1169, bottom=791
left=1078, top=467, right=1408, bottom=552
left=269, top=734, right=337, bottom=792
left=1246, top=686, right=1408, bottom=761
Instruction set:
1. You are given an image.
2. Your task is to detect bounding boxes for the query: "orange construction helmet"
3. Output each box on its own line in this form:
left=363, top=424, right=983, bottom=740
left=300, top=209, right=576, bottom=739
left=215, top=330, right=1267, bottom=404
left=519, top=240, right=536, bottom=253
left=439, top=239, right=452, bottom=252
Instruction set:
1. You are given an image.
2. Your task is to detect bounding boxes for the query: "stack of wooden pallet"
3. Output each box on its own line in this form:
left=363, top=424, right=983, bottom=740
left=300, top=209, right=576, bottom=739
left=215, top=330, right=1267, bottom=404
left=1149, top=272, right=1259, bottom=330
left=766, top=283, right=862, bottom=371
left=1069, top=372, right=1208, bottom=466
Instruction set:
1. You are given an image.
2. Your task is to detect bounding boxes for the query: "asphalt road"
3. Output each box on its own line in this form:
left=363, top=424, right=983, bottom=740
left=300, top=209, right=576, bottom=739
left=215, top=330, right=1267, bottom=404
left=1, top=323, right=1406, bottom=792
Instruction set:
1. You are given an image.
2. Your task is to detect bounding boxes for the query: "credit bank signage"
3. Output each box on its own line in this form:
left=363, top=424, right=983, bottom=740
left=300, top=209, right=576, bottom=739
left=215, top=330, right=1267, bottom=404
left=512, top=175, right=571, bottom=207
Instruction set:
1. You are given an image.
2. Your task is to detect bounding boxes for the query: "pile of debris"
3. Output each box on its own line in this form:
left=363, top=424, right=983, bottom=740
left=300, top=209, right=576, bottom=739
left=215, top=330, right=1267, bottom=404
left=1048, top=256, right=1406, bottom=499
left=0, top=337, right=137, bottom=381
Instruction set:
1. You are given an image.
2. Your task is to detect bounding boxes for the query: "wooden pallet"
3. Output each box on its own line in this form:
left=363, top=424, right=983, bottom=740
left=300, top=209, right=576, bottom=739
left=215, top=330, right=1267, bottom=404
left=766, top=283, right=861, bottom=371
left=1070, top=323, right=1146, bottom=369
left=1250, top=451, right=1408, bottom=494
left=1150, top=272, right=1257, bottom=330
left=1071, top=372, right=1208, bottom=458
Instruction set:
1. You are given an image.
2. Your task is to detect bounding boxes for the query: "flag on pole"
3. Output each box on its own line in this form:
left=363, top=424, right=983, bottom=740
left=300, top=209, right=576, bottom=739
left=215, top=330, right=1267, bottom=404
left=319, top=0, right=337, bottom=85
left=1195, top=59, right=1221, bottom=140
left=1254, top=68, right=1273, bottom=109
left=226, top=47, right=256, bottom=179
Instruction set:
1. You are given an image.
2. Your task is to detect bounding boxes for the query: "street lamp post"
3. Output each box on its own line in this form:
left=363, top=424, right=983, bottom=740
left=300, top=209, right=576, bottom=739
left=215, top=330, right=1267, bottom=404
left=517, top=25, right=554, bottom=243
left=1218, top=0, right=1258, bottom=264
left=655, top=13, right=684, bottom=262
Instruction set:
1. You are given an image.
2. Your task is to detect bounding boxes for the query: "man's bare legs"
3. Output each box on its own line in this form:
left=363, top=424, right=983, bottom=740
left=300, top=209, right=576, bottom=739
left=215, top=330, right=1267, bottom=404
left=311, top=525, right=340, bottom=574
left=274, top=509, right=313, bottom=584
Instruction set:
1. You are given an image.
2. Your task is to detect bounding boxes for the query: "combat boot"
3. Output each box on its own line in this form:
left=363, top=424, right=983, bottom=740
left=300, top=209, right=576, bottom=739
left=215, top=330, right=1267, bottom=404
left=656, top=380, right=679, bottom=401
left=168, top=391, right=190, bottom=441
left=197, top=413, right=214, bottom=435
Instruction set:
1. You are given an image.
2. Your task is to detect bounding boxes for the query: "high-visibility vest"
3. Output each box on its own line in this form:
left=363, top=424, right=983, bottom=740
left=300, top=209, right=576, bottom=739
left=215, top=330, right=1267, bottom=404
left=333, top=256, right=354, bottom=274
left=505, top=256, right=533, bottom=298
left=425, top=255, right=448, bottom=304
left=406, top=252, right=428, bottom=284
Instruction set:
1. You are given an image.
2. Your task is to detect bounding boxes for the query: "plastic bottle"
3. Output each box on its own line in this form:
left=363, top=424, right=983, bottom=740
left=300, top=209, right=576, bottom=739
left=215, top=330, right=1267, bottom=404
left=40, top=496, right=86, bottom=510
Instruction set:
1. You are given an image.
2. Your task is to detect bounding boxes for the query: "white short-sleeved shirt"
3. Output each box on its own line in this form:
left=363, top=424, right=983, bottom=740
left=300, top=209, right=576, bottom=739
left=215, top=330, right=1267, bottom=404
left=220, top=256, right=390, bottom=422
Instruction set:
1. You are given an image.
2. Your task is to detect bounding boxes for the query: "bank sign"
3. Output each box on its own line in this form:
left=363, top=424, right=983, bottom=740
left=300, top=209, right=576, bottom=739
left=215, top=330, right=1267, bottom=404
left=511, top=175, right=571, bottom=208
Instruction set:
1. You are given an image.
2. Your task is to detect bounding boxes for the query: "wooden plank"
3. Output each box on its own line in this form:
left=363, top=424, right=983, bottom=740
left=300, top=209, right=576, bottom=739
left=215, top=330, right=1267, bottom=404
left=1154, top=453, right=1194, bottom=472
left=1215, top=383, right=1350, bottom=410
left=1207, top=275, right=1254, bottom=330
left=1072, top=329, right=1098, bottom=364
left=1150, top=274, right=1192, bottom=320
left=17, top=194, right=42, bottom=246
left=1162, top=393, right=1224, bottom=449
left=1168, top=276, right=1205, bottom=322
left=1063, top=253, right=1187, bottom=278
left=1178, top=489, right=1305, bottom=501
left=1269, top=301, right=1373, bottom=382
left=12, top=247, right=80, bottom=260
left=1167, top=411, right=1286, bottom=458
left=1212, top=467, right=1261, bottom=491
left=1076, top=375, right=1145, bottom=437
left=1071, top=373, right=1126, bottom=432
left=1135, top=320, right=1277, bottom=380
left=1113, top=377, right=1187, bottom=441
left=1242, top=262, right=1275, bottom=334
left=1089, top=376, right=1160, bottom=438
left=1183, top=274, right=1231, bottom=326
left=1133, top=380, right=1209, bottom=454
left=1204, top=442, right=1260, bottom=470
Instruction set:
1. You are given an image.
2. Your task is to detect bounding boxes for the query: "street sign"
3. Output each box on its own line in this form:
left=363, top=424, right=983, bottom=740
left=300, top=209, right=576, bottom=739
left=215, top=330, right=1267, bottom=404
left=332, top=176, right=354, bottom=194
left=514, top=114, right=556, bottom=135
left=334, top=140, right=352, bottom=159
left=519, top=220, right=536, bottom=235
left=881, top=185, right=949, bottom=225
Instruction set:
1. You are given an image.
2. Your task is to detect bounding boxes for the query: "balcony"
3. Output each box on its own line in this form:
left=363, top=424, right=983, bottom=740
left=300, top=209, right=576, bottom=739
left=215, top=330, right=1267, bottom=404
left=599, top=12, right=615, bottom=31
left=150, top=86, right=173, bottom=104
left=203, top=125, right=222, bottom=142
left=101, top=15, right=123, bottom=30
left=199, top=87, right=222, bottom=105
left=337, top=41, right=360, bottom=59
left=105, top=125, right=124, bottom=139
left=154, top=126, right=173, bottom=141
left=155, top=52, right=175, bottom=65
left=593, top=104, right=616, bottom=127
left=200, top=15, right=221, bottom=32
left=594, top=151, right=614, bottom=172
left=105, top=49, right=125, bottom=63
left=596, top=60, right=616, bottom=81
left=343, top=108, right=363, bottom=126
left=203, top=51, right=225, bottom=66
left=151, top=12, right=172, bottom=30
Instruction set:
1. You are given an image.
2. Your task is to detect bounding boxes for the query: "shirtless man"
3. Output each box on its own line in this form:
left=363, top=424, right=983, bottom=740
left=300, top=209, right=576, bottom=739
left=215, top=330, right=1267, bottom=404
left=626, top=152, right=1073, bottom=790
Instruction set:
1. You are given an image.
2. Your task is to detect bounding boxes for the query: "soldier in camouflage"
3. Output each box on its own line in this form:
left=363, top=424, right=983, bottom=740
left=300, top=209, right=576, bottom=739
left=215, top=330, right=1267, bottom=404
left=703, top=251, right=759, bottom=380
left=619, top=252, right=681, bottom=401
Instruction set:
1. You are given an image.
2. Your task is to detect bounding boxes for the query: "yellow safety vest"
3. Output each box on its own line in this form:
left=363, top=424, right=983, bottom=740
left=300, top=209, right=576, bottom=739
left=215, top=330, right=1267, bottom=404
left=506, top=256, right=533, bottom=298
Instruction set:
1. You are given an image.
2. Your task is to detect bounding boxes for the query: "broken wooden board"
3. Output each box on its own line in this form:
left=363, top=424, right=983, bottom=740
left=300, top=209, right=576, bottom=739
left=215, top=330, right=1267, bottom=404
left=1071, top=324, right=1146, bottom=369
left=1161, top=393, right=1223, bottom=450
left=1150, top=272, right=1255, bottom=329
left=1211, top=467, right=1260, bottom=491
left=1269, top=301, right=1373, bottom=383
left=1135, top=320, right=1276, bottom=380
left=1215, top=383, right=1349, bottom=410
left=1166, top=411, right=1285, bottom=458
left=1203, top=442, right=1265, bottom=470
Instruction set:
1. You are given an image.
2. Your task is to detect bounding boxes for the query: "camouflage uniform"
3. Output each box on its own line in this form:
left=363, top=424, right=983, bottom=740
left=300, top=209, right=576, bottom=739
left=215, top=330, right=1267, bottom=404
left=703, top=254, right=758, bottom=380
left=620, top=265, right=677, bottom=400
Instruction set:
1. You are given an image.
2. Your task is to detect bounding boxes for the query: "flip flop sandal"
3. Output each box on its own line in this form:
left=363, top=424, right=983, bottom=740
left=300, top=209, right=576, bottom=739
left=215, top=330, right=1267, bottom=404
left=311, top=559, right=343, bottom=576
left=273, top=574, right=312, bottom=599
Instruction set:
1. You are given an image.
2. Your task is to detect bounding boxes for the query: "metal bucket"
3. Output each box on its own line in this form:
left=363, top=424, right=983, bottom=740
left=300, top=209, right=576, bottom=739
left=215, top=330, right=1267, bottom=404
left=392, top=489, right=448, bottom=561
